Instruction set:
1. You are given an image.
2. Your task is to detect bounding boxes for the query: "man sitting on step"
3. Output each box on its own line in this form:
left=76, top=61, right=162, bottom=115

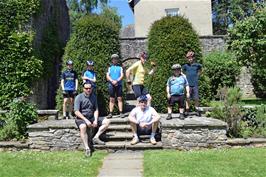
left=74, top=81, right=110, bottom=157
left=128, top=95, right=160, bottom=145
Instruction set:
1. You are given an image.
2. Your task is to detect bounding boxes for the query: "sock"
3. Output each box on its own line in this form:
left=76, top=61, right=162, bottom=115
left=63, top=112, right=67, bottom=117
left=133, top=133, right=138, bottom=139
left=150, top=133, right=155, bottom=139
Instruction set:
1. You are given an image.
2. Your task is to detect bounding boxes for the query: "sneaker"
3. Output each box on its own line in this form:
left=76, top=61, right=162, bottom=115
left=68, top=114, right=74, bottom=119
left=119, top=113, right=125, bottom=118
left=130, top=137, right=139, bottom=145
left=106, top=113, right=112, bottom=119
left=85, top=148, right=92, bottom=157
left=150, top=137, right=157, bottom=145
left=184, top=111, right=188, bottom=117
left=93, top=138, right=105, bottom=145
left=195, top=111, right=201, bottom=117
left=179, top=113, right=185, bottom=120
left=166, top=114, right=172, bottom=120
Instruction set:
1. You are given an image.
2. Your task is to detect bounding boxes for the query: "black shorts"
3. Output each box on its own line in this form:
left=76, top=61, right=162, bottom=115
left=75, top=117, right=104, bottom=129
left=168, top=95, right=184, bottom=108
left=132, top=85, right=149, bottom=98
left=63, top=90, right=75, bottom=98
left=137, top=124, right=152, bottom=135
left=108, top=84, right=123, bottom=98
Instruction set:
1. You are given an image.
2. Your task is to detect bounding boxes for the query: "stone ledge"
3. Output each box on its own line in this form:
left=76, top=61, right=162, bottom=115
left=27, top=119, right=77, bottom=130
left=161, top=116, right=227, bottom=129
left=226, top=138, right=266, bottom=146
left=0, top=141, right=30, bottom=149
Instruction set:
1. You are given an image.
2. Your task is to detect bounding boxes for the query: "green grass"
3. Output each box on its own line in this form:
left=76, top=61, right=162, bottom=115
left=144, top=148, right=266, bottom=177
left=0, top=150, right=107, bottom=177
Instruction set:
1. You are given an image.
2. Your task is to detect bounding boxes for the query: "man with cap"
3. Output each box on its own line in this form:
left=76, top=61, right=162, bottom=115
left=74, top=81, right=110, bottom=157
left=126, top=52, right=155, bottom=105
left=166, top=64, right=190, bottom=120
left=106, top=54, right=124, bottom=118
left=61, top=60, right=78, bottom=119
left=182, top=50, right=202, bottom=116
left=128, top=95, right=160, bottom=145
left=82, top=60, right=96, bottom=92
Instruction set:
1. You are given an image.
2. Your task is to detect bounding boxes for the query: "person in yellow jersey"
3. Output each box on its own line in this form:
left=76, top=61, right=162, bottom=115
left=126, top=52, right=155, bottom=105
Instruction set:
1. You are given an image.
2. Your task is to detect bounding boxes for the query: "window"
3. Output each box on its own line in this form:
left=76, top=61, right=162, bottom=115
left=165, top=8, right=180, bottom=17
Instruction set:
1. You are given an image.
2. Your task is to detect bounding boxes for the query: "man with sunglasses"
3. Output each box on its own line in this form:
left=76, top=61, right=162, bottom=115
left=74, top=81, right=110, bottom=157
left=128, top=95, right=160, bottom=145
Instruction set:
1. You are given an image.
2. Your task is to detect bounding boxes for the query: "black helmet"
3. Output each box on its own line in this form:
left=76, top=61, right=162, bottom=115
left=86, top=60, right=94, bottom=66
left=66, top=60, right=73, bottom=65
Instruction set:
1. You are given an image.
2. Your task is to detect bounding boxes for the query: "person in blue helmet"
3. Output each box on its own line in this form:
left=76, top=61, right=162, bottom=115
left=128, top=95, right=160, bottom=145
left=61, top=60, right=78, bottom=119
left=106, top=54, right=124, bottom=118
left=82, top=60, right=96, bottom=93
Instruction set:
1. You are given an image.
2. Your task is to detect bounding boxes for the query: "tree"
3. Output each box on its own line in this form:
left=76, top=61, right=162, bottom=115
left=227, top=7, right=266, bottom=97
left=67, top=0, right=108, bottom=13
left=212, top=0, right=264, bottom=34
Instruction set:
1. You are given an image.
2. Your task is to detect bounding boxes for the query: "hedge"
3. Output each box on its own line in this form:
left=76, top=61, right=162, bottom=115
left=147, top=16, right=203, bottom=112
left=56, top=15, right=120, bottom=115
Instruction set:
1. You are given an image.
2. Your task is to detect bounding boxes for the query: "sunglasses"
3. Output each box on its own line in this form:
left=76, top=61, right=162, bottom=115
left=84, top=87, right=92, bottom=90
left=139, top=101, right=147, bottom=103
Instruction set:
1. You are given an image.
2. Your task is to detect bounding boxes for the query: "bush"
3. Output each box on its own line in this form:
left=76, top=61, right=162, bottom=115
left=203, top=51, right=241, bottom=97
left=0, top=0, right=42, bottom=109
left=0, top=99, right=38, bottom=140
left=56, top=15, right=120, bottom=115
left=147, top=16, right=202, bottom=112
left=250, top=65, right=266, bottom=98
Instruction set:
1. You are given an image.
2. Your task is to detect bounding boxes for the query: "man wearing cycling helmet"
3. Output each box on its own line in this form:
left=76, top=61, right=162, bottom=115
left=126, top=52, right=155, bottom=105
left=61, top=60, right=78, bottom=119
left=106, top=54, right=124, bottom=118
left=166, top=64, right=190, bottom=120
left=82, top=60, right=96, bottom=93
left=182, top=50, right=202, bottom=116
left=128, top=95, right=160, bottom=145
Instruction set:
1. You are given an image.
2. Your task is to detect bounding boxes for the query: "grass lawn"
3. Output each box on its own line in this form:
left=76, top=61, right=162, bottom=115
left=144, top=148, right=266, bottom=177
left=0, top=150, right=107, bottom=177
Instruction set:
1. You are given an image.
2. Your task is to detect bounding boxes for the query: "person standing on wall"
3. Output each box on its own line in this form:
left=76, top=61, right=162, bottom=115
left=182, top=50, right=202, bottom=116
left=82, top=60, right=96, bottom=95
left=106, top=54, right=125, bottom=118
left=61, top=60, right=78, bottom=119
left=126, top=52, right=155, bottom=106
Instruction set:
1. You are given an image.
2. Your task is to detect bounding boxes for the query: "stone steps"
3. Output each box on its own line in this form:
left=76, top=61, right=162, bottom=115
left=104, top=132, right=155, bottom=141
left=94, top=141, right=163, bottom=150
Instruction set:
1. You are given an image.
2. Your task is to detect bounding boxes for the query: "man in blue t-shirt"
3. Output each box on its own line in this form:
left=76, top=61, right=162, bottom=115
left=166, top=64, right=190, bottom=120
left=61, top=60, right=78, bottom=119
left=106, top=54, right=124, bottom=118
left=82, top=60, right=96, bottom=93
left=182, top=50, right=202, bottom=116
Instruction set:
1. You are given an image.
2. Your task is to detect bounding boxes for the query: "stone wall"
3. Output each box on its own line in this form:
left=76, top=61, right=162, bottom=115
left=30, top=0, right=70, bottom=109
left=161, top=116, right=227, bottom=150
left=236, top=67, right=255, bottom=98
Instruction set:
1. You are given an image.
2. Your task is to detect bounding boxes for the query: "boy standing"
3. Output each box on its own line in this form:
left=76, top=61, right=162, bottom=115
left=61, top=60, right=78, bottom=119
left=182, top=50, right=202, bottom=116
left=106, top=54, right=124, bottom=118
left=166, top=64, right=190, bottom=120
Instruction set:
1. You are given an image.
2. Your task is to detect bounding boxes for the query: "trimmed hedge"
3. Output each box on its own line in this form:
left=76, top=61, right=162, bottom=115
left=56, top=15, right=120, bottom=115
left=203, top=51, right=241, bottom=97
left=147, top=16, right=202, bottom=112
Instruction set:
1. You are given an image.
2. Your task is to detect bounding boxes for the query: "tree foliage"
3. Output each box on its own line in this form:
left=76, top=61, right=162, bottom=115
left=228, top=7, right=266, bottom=97
left=212, top=0, right=264, bottom=34
left=147, top=16, right=202, bottom=112
left=203, top=51, right=241, bottom=97
left=67, top=0, right=108, bottom=13
left=0, top=0, right=42, bottom=109
left=56, top=15, right=120, bottom=115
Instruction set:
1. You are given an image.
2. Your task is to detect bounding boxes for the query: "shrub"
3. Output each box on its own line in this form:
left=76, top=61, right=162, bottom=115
left=203, top=51, right=241, bottom=97
left=0, top=99, right=38, bottom=140
left=250, top=65, right=266, bottom=98
left=147, top=16, right=202, bottom=112
left=56, top=15, right=120, bottom=115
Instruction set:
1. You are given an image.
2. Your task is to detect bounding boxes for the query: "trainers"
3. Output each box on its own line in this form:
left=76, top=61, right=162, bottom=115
left=166, top=114, right=172, bottom=120
left=179, top=113, right=185, bottom=120
left=130, top=137, right=139, bottom=145
left=150, top=137, right=157, bottom=145
left=195, top=111, right=201, bottom=117
left=106, top=113, right=112, bottom=119
left=85, top=148, right=92, bottom=157
left=93, top=138, right=105, bottom=145
left=184, top=111, right=188, bottom=117
left=119, top=113, right=125, bottom=118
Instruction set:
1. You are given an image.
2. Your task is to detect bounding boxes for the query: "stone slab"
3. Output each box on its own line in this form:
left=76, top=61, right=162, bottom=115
left=98, top=169, right=142, bottom=177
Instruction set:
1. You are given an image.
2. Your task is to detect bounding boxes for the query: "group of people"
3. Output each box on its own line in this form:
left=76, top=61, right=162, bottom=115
left=61, top=50, right=202, bottom=156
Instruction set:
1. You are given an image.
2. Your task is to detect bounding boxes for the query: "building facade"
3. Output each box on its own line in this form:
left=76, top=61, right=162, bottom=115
left=128, top=0, right=213, bottom=37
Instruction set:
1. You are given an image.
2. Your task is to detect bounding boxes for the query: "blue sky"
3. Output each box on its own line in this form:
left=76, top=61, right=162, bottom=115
left=108, top=0, right=134, bottom=27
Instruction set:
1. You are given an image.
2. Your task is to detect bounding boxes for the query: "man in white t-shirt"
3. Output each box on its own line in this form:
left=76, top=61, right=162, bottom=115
left=128, top=95, right=160, bottom=145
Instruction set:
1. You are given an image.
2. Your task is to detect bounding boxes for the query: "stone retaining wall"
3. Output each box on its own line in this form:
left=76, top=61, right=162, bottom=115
left=161, top=116, right=227, bottom=150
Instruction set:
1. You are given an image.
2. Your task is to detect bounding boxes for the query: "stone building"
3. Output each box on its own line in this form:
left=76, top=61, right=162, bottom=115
left=128, top=0, right=213, bottom=37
